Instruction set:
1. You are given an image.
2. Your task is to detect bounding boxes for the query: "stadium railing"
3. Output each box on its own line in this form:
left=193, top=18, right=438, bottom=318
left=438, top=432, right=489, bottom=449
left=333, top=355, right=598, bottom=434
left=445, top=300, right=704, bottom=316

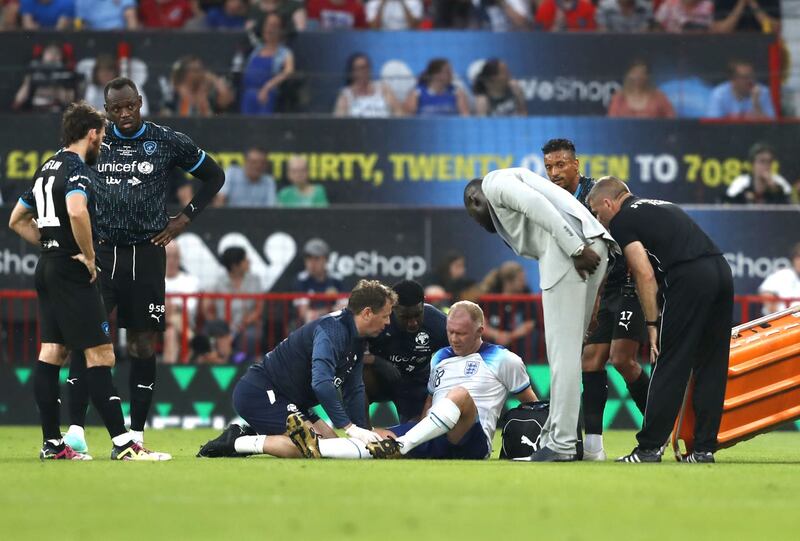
left=0, top=290, right=794, bottom=364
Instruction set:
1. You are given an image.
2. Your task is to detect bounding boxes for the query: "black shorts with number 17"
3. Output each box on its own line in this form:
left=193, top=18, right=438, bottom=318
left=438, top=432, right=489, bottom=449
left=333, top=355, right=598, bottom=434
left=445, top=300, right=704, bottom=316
left=96, top=242, right=166, bottom=331
left=586, top=289, right=647, bottom=345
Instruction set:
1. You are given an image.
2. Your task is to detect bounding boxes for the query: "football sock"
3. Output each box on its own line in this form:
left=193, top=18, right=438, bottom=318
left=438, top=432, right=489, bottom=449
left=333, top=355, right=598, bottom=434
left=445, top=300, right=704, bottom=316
left=318, top=438, right=372, bottom=459
left=397, top=398, right=461, bottom=455
left=234, top=435, right=266, bottom=455
left=66, top=425, right=85, bottom=441
left=130, top=430, right=144, bottom=444
left=33, top=361, right=62, bottom=442
left=87, top=366, right=128, bottom=440
left=129, top=355, right=156, bottom=432
left=67, top=352, right=89, bottom=427
left=627, top=370, right=651, bottom=415
left=112, top=433, right=133, bottom=447
left=582, top=370, right=608, bottom=436
left=584, top=434, right=604, bottom=454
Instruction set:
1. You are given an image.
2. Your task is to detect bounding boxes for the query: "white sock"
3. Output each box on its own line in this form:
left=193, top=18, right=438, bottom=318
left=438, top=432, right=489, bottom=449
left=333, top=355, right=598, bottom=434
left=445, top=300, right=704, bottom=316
left=47, top=438, right=64, bottom=447
left=318, top=438, right=372, bottom=459
left=585, top=434, right=604, bottom=453
left=397, top=398, right=461, bottom=455
left=67, top=425, right=85, bottom=439
left=129, top=430, right=144, bottom=444
left=112, top=433, right=132, bottom=447
left=234, top=435, right=266, bottom=455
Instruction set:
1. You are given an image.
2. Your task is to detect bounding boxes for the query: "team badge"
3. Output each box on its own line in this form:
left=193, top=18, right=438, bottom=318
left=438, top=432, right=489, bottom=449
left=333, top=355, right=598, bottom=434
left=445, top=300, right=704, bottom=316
left=137, top=161, right=154, bottom=174
left=143, top=141, right=157, bottom=155
left=415, top=331, right=430, bottom=346
left=464, top=361, right=479, bottom=376
left=286, top=403, right=299, bottom=413
left=101, top=322, right=110, bottom=336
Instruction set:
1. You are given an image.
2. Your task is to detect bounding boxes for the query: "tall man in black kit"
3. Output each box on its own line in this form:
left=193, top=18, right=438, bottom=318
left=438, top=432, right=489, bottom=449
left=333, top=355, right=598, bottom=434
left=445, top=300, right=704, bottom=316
left=64, top=78, right=225, bottom=457
left=588, top=177, right=733, bottom=464
left=542, top=139, right=649, bottom=461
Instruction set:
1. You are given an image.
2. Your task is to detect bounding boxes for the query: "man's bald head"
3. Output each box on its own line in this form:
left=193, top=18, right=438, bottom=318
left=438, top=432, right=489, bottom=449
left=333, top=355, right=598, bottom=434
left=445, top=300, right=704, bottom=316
left=587, top=176, right=632, bottom=227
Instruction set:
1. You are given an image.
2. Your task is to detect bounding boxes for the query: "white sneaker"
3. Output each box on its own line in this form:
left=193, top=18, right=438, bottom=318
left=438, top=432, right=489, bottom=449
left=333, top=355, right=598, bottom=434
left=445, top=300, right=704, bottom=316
left=582, top=448, right=607, bottom=461
left=133, top=441, right=172, bottom=461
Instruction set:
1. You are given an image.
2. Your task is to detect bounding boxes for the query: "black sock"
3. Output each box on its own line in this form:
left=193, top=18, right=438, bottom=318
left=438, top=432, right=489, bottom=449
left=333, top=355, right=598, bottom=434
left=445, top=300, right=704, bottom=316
left=67, top=351, right=89, bottom=427
left=129, top=355, right=156, bottom=432
left=627, top=370, right=650, bottom=415
left=33, top=361, right=62, bottom=442
left=582, top=370, right=608, bottom=435
left=87, top=366, right=127, bottom=440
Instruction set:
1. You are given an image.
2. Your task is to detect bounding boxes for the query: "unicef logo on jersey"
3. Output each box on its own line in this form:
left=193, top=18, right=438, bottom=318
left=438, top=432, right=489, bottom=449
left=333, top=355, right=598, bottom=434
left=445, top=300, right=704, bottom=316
left=415, top=331, right=430, bottom=347
left=143, top=141, right=157, bottom=155
left=137, top=161, right=154, bottom=175
left=464, top=361, right=479, bottom=376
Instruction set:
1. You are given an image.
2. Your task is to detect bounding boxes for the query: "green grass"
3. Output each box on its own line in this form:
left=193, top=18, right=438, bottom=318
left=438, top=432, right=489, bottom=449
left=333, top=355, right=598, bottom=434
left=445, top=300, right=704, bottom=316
left=1, top=428, right=799, bottom=541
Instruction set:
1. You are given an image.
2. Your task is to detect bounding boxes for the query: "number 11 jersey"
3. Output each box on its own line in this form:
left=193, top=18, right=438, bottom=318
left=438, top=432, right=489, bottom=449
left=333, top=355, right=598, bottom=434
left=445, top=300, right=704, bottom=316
left=19, top=150, right=94, bottom=257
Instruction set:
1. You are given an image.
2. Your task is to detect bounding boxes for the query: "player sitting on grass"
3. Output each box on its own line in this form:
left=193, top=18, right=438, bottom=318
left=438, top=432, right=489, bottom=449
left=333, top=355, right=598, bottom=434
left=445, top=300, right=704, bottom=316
left=287, top=301, right=536, bottom=460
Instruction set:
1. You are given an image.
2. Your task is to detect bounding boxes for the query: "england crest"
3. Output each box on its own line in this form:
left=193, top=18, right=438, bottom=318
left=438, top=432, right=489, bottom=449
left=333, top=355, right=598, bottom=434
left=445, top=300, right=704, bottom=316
left=143, top=141, right=157, bottom=155
left=464, top=361, right=479, bottom=376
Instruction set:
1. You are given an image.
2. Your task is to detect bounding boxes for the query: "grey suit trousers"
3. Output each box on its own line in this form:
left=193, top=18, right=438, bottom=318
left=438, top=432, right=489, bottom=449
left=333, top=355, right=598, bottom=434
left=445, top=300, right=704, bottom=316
left=536, top=238, right=609, bottom=454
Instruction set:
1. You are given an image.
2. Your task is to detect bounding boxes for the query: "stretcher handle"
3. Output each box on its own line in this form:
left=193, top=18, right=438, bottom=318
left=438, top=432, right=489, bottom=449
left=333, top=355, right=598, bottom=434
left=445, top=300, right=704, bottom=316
left=731, top=306, right=800, bottom=338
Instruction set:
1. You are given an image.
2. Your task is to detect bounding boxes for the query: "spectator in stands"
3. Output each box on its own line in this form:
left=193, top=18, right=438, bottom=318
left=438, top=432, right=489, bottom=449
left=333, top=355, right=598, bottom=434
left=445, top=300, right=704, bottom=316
left=206, top=0, right=248, bottom=29
left=654, top=0, right=713, bottom=32
left=535, top=0, right=597, bottom=31
left=277, top=155, right=329, bottom=207
left=204, top=247, right=264, bottom=360
left=20, top=0, right=73, bottom=29
left=241, top=13, right=295, bottom=115
left=75, top=0, right=138, bottom=29
left=334, top=53, right=402, bottom=117
left=706, top=59, right=775, bottom=119
left=163, top=241, right=200, bottom=364
left=307, top=0, right=367, bottom=29
left=713, top=0, right=780, bottom=33
left=1, top=0, right=20, bottom=30
left=472, top=59, right=526, bottom=117
left=292, top=238, right=345, bottom=324
left=432, top=0, right=478, bottom=28
left=758, top=243, right=800, bottom=316
left=247, top=0, right=306, bottom=34
left=215, top=147, right=277, bottom=207
left=139, top=0, right=202, bottom=28
left=404, top=58, right=470, bottom=117
left=596, top=0, right=653, bottom=32
left=428, top=250, right=478, bottom=301
left=608, top=60, right=675, bottom=118
left=190, top=320, right=236, bottom=364
left=725, top=142, right=791, bottom=204
left=82, top=53, right=151, bottom=116
left=482, top=0, right=532, bottom=31
left=12, top=43, right=79, bottom=113
left=366, top=0, right=422, bottom=29
left=480, top=261, right=537, bottom=356
left=163, top=55, right=234, bottom=117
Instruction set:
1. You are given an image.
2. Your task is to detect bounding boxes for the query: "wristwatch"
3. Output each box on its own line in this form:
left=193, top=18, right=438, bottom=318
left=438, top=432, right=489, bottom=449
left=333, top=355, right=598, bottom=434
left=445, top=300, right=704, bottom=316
left=571, top=244, right=585, bottom=257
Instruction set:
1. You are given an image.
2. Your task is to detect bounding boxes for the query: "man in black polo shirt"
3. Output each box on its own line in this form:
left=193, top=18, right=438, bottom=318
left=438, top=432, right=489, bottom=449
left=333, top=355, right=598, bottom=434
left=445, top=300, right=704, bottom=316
left=588, top=177, right=733, bottom=464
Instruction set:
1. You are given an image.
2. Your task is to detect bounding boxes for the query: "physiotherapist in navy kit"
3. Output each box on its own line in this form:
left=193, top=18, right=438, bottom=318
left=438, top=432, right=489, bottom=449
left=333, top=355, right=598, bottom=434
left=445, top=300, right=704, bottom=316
left=588, top=177, right=733, bottom=464
left=64, top=77, right=226, bottom=457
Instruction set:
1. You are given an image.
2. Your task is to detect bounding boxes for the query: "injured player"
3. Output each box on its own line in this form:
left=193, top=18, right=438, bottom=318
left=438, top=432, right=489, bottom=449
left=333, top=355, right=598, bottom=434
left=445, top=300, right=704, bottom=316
left=287, top=301, right=537, bottom=459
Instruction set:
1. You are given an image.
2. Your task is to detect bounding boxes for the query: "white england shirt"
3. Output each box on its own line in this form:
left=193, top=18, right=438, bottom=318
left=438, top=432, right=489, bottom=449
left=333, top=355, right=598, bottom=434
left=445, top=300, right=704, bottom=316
left=428, top=343, right=531, bottom=453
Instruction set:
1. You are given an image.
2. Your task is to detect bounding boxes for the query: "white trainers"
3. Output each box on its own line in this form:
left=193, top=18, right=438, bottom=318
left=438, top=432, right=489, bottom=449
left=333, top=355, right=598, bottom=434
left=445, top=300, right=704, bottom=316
left=582, top=448, right=607, bottom=461
left=63, top=430, right=88, bottom=454
left=134, top=443, right=172, bottom=461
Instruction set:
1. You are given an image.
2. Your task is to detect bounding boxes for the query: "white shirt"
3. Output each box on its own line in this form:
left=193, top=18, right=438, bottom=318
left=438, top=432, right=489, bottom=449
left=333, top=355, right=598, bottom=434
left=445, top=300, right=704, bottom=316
left=758, top=267, right=800, bottom=315
left=340, top=83, right=392, bottom=118
left=165, top=271, right=200, bottom=323
left=428, top=342, right=531, bottom=454
left=365, top=0, right=423, bottom=30
left=485, top=0, right=531, bottom=32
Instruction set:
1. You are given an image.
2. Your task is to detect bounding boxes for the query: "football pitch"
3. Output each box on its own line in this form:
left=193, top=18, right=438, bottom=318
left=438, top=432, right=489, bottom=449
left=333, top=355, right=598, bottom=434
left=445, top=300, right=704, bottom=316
left=1, top=428, right=798, bottom=541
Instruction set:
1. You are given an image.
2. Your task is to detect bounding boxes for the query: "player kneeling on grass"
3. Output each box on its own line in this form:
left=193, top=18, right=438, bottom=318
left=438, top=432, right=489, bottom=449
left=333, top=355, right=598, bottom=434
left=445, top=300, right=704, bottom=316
left=288, top=301, right=537, bottom=460
left=9, top=102, right=168, bottom=461
left=197, top=280, right=396, bottom=458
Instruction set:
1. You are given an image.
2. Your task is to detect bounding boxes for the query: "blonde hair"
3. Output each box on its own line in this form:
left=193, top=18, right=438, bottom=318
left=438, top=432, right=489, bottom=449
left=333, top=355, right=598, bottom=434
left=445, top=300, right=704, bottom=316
left=448, top=300, right=484, bottom=327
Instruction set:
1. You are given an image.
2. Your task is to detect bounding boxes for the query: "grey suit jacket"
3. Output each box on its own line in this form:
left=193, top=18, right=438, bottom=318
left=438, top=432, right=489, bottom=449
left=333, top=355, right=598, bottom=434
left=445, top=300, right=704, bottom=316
left=483, top=168, right=617, bottom=290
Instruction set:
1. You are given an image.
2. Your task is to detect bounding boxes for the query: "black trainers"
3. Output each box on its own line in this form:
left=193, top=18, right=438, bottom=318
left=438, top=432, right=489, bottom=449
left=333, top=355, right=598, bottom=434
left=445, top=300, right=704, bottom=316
left=40, top=440, right=92, bottom=461
left=286, top=413, right=321, bottom=458
left=682, top=451, right=715, bottom=463
left=197, top=424, right=246, bottom=458
left=616, top=447, right=662, bottom=463
left=367, top=438, right=403, bottom=459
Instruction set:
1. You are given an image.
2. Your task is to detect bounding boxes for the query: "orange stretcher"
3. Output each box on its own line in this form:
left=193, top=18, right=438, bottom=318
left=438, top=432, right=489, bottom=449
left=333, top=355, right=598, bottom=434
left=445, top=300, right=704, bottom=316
left=672, top=305, right=800, bottom=460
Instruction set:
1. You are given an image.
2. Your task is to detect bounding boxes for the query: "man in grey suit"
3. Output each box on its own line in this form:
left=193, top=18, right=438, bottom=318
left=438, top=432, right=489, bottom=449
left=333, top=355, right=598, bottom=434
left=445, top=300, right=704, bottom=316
left=464, top=167, right=616, bottom=461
